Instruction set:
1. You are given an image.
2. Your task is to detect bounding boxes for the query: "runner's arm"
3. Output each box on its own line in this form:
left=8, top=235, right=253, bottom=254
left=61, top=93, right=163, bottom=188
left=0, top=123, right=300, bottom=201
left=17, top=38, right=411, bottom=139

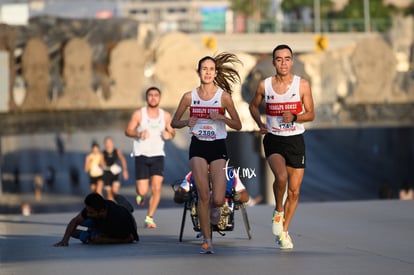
left=249, top=80, right=267, bottom=134
left=171, top=92, right=192, bottom=129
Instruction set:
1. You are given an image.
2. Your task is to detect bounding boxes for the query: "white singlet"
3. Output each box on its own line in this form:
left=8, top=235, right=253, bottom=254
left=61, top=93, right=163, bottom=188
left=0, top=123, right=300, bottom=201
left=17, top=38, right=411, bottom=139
left=132, top=106, right=166, bottom=157
left=189, top=88, right=227, bottom=141
left=264, top=75, right=305, bottom=136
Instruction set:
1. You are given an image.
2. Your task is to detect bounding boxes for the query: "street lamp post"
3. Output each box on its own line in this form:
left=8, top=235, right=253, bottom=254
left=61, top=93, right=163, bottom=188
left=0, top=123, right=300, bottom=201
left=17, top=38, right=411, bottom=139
left=314, top=0, right=321, bottom=33
left=364, top=0, right=371, bottom=32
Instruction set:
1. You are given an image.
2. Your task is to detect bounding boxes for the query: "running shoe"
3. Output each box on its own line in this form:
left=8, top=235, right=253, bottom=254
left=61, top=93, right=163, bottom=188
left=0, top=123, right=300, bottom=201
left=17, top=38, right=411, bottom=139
left=144, top=216, right=157, bottom=228
left=210, top=207, right=221, bottom=225
left=272, top=210, right=284, bottom=236
left=277, top=231, right=293, bottom=250
left=136, top=195, right=145, bottom=206
left=200, top=239, right=214, bottom=254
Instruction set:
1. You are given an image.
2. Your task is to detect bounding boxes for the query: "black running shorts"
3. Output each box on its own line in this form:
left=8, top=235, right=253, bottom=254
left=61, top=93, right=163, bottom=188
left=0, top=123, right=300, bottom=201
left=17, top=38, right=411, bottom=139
left=134, top=155, right=165, bottom=180
left=263, top=133, right=306, bottom=168
left=103, top=171, right=119, bottom=186
left=189, top=136, right=228, bottom=164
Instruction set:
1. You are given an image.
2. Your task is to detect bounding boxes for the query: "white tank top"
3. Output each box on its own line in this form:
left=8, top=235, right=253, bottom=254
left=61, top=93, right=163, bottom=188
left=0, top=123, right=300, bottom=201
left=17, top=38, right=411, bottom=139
left=189, top=88, right=227, bottom=140
left=133, top=107, right=166, bottom=157
left=264, top=75, right=305, bottom=136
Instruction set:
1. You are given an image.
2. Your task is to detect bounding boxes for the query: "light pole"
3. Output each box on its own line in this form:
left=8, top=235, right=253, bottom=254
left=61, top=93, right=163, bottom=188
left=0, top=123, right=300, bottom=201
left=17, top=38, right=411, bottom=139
left=364, top=0, right=371, bottom=32
left=272, top=0, right=283, bottom=33
left=314, top=0, right=321, bottom=33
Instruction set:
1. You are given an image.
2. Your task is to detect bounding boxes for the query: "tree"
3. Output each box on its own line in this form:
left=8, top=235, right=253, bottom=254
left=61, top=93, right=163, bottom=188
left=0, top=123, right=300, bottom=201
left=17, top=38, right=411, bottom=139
left=232, top=0, right=254, bottom=16
left=339, top=0, right=395, bottom=19
left=405, top=2, right=414, bottom=16
left=281, top=0, right=334, bottom=19
left=335, top=0, right=398, bottom=31
left=232, top=0, right=271, bottom=19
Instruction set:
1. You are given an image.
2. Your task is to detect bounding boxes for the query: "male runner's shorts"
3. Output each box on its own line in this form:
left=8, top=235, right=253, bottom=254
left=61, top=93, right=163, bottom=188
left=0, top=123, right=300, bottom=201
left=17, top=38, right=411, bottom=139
left=89, top=175, right=102, bottom=185
left=103, top=171, right=119, bottom=186
left=135, top=155, right=164, bottom=180
left=189, top=136, right=228, bottom=164
left=263, top=133, right=306, bottom=168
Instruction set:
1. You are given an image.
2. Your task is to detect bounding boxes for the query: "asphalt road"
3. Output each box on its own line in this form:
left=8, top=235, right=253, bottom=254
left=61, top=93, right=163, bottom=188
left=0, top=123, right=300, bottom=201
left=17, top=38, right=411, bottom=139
left=1, top=199, right=413, bottom=275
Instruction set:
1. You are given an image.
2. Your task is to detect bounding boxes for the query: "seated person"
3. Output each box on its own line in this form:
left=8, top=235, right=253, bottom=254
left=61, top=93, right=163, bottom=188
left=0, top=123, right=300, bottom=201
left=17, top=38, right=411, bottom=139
left=174, top=169, right=251, bottom=204
left=175, top=169, right=261, bottom=231
left=53, top=193, right=139, bottom=246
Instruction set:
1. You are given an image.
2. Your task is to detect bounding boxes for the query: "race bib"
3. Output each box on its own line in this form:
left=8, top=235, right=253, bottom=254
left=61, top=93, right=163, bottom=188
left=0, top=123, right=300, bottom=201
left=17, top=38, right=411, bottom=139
left=268, top=116, right=295, bottom=133
left=191, top=123, right=217, bottom=141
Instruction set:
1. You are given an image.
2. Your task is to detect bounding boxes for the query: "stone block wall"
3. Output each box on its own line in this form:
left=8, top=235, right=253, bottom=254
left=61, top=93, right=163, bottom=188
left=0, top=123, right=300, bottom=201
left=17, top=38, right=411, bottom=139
left=1, top=15, right=413, bottom=129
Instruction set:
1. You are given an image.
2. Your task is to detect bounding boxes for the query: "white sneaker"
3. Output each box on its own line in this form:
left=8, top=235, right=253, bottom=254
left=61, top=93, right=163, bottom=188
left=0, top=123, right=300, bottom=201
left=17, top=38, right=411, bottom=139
left=277, top=231, right=293, bottom=250
left=272, top=210, right=284, bottom=236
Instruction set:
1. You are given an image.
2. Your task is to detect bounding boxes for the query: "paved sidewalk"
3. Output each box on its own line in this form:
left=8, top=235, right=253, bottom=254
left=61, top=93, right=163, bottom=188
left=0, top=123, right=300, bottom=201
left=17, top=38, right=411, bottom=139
left=1, top=200, right=413, bottom=275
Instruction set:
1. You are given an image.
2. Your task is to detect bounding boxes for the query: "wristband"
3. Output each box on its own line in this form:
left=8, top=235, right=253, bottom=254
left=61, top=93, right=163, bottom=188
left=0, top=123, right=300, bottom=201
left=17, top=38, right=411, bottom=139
left=292, top=114, right=297, bottom=122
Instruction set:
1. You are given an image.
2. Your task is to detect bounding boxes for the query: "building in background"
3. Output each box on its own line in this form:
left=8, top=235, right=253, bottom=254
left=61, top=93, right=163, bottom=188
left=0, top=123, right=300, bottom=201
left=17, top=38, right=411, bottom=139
left=0, top=1, right=29, bottom=25
left=0, top=0, right=233, bottom=33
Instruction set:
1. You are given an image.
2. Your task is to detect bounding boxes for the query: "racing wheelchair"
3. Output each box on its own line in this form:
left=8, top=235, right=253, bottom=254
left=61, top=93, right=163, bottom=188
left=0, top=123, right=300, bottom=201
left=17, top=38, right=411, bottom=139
left=172, top=172, right=252, bottom=242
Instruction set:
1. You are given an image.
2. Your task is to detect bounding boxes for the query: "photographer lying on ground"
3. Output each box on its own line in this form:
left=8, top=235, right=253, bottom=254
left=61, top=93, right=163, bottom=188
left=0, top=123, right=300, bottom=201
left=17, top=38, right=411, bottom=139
left=54, top=193, right=139, bottom=246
